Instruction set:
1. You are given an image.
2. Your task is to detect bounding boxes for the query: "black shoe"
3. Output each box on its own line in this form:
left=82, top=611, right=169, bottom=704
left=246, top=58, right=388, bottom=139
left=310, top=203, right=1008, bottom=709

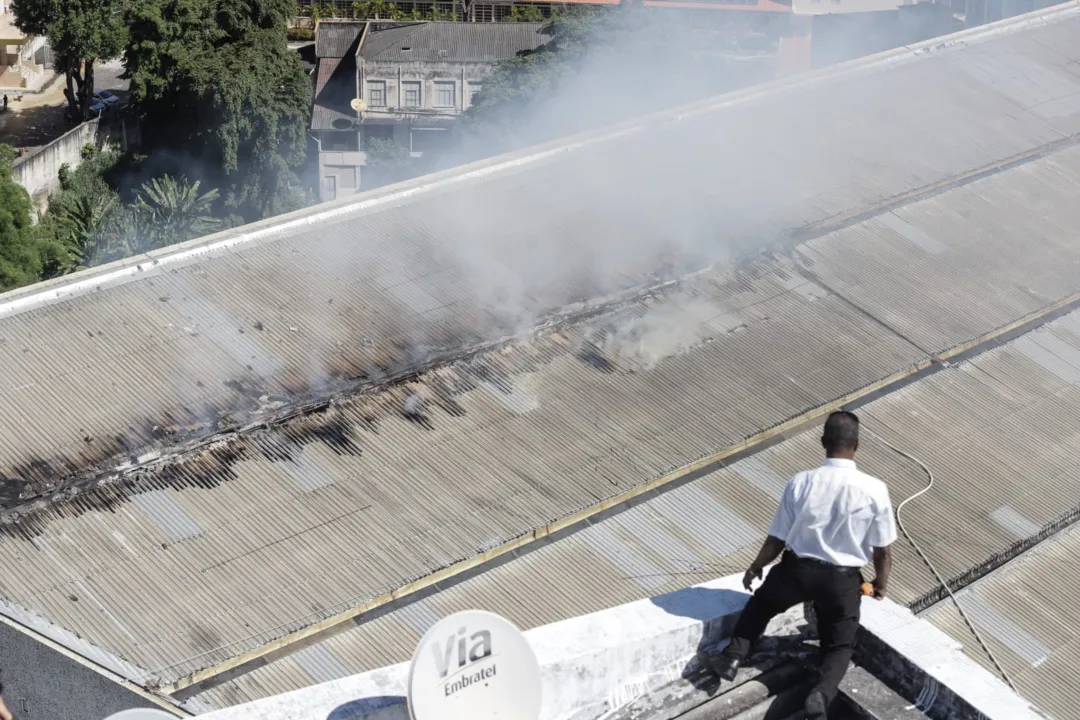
left=705, top=652, right=740, bottom=681
left=804, top=689, right=829, bottom=719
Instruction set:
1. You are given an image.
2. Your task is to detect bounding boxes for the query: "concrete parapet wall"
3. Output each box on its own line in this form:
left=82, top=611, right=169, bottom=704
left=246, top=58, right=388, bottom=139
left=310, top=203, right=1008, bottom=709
left=859, top=600, right=1047, bottom=720
left=197, top=574, right=757, bottom=720
left=11, top=118, right=101, bottom=201
left=197, top=572, right=1043, bottom=720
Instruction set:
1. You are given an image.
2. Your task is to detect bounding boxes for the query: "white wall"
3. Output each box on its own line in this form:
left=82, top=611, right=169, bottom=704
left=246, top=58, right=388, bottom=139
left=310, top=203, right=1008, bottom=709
left=194, top=570, right=1044, bottom=720
left=12, top=118, right=100, bottom=201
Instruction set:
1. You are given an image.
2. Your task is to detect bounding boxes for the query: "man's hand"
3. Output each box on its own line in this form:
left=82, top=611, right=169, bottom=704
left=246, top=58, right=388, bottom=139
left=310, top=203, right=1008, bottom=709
left=0, top=695, right=13, bottom=720
left=872, top=580, right=887, bottom=600
left=742, top=536, right=785, bottom=592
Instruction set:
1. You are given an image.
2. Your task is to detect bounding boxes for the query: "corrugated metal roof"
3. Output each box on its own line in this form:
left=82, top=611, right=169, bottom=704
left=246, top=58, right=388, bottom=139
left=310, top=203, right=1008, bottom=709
left=313, top=52, right=357, bottom=130
left=315, top=57, right=343, bottom=96
left=0, top=262, right=928, bottom=689
left=194, top=280, right=1080, bottom=712
left=315, top=21, right=364, bottom=58
left=311, top=101, right=355, bottom=131
left=923, top=523, right=1080, bottom=719
left=0, top=3, right=1079, bottom=710
left=18, top=135, right=1080, bottom=701
left=359, top=21, right=549, bottom=63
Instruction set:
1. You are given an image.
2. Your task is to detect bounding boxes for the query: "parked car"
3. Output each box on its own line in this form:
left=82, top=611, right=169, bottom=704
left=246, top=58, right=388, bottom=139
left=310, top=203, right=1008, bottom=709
left=93, top=90, right=120, bottom=107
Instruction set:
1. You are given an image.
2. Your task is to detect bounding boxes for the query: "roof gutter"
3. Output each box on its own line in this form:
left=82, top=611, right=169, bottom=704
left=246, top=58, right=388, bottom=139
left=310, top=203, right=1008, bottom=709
left=0, top=602, right=190, bottom=716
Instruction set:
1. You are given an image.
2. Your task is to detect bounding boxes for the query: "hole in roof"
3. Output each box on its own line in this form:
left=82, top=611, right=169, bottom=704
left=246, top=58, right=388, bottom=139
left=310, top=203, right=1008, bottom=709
left=401, top=46, right=411, bottom=50
left=331, top=118, right=354, bottom=130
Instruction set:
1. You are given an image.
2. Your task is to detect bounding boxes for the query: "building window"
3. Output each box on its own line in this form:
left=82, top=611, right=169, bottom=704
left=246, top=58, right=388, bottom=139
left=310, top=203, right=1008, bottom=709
left=467, top=83, right=482, bottom=106
left=434, top=81, right=455, bottom=108
left=367, top=80, right=387, bottom=107
left=322, top=131, right=359, bottom=152
left=402, top=81, right=421, bottom=108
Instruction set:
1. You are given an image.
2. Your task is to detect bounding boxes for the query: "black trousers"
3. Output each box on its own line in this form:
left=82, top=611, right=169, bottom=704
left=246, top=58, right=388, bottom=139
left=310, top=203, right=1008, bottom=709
left=725, top=551, right=861, bottom=701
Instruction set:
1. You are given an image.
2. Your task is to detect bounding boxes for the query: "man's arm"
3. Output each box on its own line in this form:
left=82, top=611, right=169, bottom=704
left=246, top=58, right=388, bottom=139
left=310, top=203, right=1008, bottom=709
left=871, top=545, right=892, bottom=599
left=868, top=490, right=898, bottom=600
left=746, top=476, right=799, bottom=591
left=743, top=535, right=786, bottom=591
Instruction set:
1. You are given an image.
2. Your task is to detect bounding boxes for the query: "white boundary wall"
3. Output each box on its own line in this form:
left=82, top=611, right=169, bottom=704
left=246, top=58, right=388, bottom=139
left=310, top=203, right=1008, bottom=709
left=197, top=571, right=1044, bottom=720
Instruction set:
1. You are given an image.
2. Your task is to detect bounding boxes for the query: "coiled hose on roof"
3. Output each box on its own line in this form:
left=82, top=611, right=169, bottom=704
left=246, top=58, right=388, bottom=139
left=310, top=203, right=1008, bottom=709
left=861, top=424, right=1019, bottom=693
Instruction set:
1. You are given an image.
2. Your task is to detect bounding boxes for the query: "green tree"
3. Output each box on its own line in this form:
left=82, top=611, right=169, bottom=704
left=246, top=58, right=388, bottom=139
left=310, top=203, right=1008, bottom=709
left=508, top=4, right=544, bottom=22
left=49, top=192, right=120, bottom=271
left=124, top=0, right=313, bottom=222
left=40, top=157, right=224, bottom=272
left=461, top=7, right=761, bottom=157
left=459, top=11, right=591, bottom=154
left=36, top=145, right=125, bottom=273
left=134, top=175, right=220, bottom=246
left=10, top=0, right=127, bottom=120
left=0, top=146, right=55, bottom=290
left=352, top=0, right=403, bottom=18
left=365, top=138, right=417, bottom=188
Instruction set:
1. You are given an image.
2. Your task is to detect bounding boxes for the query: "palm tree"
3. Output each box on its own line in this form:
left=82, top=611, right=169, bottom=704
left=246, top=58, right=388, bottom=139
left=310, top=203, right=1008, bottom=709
left=134, top=175, right=221, bottom=250
left=51, top=192, right=119, bottom=272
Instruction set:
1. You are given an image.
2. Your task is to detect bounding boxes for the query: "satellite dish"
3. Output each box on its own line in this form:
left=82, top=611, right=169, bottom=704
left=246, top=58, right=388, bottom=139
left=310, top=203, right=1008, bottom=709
left=351, top=98, right=367, bottom=113
left=408, top=610, right=541, bottom=720
left=104, top=710, right=177, bottom=720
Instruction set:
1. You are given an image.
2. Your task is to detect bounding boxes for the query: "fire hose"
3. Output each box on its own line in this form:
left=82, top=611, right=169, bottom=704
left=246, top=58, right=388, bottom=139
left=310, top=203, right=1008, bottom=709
left=862, top=424, right=1019, bottom=693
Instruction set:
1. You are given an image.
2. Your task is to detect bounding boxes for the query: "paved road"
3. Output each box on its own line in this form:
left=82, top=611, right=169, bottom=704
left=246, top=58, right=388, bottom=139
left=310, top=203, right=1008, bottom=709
left=0, top=59, right=129, bottom=148
left=94, top=59, right=129, bottom=94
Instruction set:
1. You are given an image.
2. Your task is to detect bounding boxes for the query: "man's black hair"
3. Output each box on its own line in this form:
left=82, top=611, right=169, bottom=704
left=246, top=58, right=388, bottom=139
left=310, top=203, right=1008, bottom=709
left=822, top=411, right=860, bottom=454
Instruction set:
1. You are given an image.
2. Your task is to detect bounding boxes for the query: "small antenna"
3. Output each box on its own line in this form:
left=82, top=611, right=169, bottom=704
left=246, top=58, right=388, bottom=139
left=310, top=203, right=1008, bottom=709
left=407, top=609, right=542, bottom=720
left=350, top=98, right=367, bottom=113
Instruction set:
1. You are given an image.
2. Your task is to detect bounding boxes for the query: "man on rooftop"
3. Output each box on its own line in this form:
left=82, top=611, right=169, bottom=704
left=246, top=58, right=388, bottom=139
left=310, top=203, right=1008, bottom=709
left=706, top=410, right=897, bottom=719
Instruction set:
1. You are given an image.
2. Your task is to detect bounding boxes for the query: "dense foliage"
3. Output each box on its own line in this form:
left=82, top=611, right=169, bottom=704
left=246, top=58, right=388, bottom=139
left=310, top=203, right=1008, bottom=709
left=365, top=138, right=419, bottom=187
left=0, top=147, right=58, bottom=290
left=461, top=7, right=770, bottom=156
left=10, top=0, right=127, bottom=120
left=37, top=145, right=222, bottom=273
left=124, top=0, right=313, bottom=222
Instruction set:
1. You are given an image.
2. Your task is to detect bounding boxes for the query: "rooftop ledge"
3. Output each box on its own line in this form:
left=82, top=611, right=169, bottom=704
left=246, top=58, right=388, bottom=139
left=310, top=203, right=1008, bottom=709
left=198, top=570, right=1047, bottom=720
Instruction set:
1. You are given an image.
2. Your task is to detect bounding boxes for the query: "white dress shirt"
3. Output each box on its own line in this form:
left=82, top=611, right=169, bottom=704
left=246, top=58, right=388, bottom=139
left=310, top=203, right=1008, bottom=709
left=767, top=458, right=897, bottom=568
